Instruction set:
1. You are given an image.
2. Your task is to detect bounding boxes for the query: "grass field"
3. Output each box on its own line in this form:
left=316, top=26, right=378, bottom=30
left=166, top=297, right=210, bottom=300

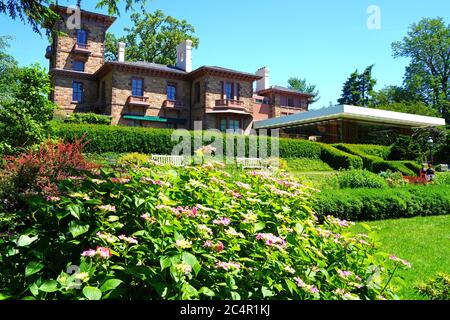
left=351, top=215, right=450, bottom=300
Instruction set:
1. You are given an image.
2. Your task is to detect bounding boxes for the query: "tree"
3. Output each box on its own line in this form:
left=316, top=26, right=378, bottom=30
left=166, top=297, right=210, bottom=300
left=287, top=77, right=320, bottom=103
left=392, top=17, right=450, bottom=122
left=338, top=66, right=376, bottom=106
left=0, top=35, right=19, bottom=104
left=0, top=64, right=56, bottom=153
left=0, top=0, right=147, bottom=34
left=104, top=10, right=199, bottom=65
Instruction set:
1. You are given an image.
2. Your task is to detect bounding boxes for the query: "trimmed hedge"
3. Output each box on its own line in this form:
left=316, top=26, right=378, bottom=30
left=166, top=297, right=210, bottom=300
left=64, top=113, right=112, bottom=125
left=51, top=123, right=360, bottom=169
left=334, top=144, right=420, bottom=176
left=319, top=143, right=363, bottom=170
left=313, top=185, right=450, bottom=221
left=334, top=144, right=391, bottom=160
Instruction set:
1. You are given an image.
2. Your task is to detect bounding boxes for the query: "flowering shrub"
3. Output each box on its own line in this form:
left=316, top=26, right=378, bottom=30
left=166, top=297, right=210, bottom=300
left=416, top=273, right=450, bottom=300
left=0, top=163, right=406, bottom=300
left=3, top=138, right=96, bottom=198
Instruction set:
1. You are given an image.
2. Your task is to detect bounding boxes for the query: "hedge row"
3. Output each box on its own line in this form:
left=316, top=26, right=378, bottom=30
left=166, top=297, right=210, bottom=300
left=318, top=143, right=363, bottom=170
left=334, top=144, right=420, bottom=176
left=64, top=112, right=112, bottom=125
left=51, top=123, right=360, bottom=169
left=333, top=144, right=391, bottom=160
left=313, top=185, right=450, bottom=221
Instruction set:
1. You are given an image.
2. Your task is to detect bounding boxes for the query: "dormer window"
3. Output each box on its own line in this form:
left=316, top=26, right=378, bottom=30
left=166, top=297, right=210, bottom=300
left=77, top=29, right=87, bottom=45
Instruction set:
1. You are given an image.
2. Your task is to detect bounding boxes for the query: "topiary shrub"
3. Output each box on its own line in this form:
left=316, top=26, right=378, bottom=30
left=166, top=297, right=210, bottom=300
left=337, top=169, right=388, bottom=189
left=319, top=144, right=363, bottom=170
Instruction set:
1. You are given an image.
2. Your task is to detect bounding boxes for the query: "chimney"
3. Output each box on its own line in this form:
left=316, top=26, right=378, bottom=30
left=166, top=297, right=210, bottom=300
left=176, top=39, right=193, bottom=72
left=256, top=67, right=270, bottom=92
left=118, top=42, right=126, bottom=63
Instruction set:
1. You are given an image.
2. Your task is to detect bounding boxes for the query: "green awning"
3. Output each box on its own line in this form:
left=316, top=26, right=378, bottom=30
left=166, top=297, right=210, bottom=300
left=123, top=115, right=186, bottom=124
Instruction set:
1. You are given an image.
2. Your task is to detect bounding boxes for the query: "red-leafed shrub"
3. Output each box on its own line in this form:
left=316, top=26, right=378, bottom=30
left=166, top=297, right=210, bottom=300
left=4, top=138, right=97, bottom=197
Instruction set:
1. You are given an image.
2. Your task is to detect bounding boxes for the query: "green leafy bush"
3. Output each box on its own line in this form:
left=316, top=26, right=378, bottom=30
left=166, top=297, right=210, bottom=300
left=0, top=162, right=404, bottom=300
left=378, top=170, right=406, bottom=187
left=334, top=144, right=419, bottom=176
left=433, top=172, right=450, bottom=185
left=116, top=153, right=152, bottom=168
left=279, top=138, right=322, bottom=159
left=416, top=273, right=450, bottom=300
left=337, top=170, right=388, bottom=189
left=319, top=144, right=363, bottom=170
left=287, top=158, right=333, bottom=172
left=313, top=185, right=450, bottom=221
left=388, top=135, right=422, bottom=161
left=333, top=144, right=391, bottom=160
left=0, top=64, right=55, bottom=154
left=64, top=113, right=112, bottom=125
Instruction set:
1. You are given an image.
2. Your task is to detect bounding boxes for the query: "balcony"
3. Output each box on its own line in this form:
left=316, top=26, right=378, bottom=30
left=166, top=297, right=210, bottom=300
left=45, top=45, right=53, bottom=59
left=72, top=43, right=91, bottom=55
left=162, top=99, right=185, bottom=109
left=215, top=99, right=245, bottom=109
left=127, top=96, right=150, bottom=107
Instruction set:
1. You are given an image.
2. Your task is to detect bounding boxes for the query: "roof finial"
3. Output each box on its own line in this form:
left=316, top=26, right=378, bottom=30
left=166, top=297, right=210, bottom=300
left=77, top=0, right=81, bottom=8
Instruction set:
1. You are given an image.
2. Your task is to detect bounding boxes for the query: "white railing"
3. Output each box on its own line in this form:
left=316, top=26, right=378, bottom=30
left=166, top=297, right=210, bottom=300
left=236, top=157, right=264, bottom=169
left=151, top=155, right=186, bottom=167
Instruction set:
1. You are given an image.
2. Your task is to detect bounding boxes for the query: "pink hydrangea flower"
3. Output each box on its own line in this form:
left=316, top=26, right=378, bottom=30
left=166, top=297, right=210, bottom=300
left=294, top=277, right=306, bottom=288
left=81, top=249, right=96, bottom=257
left=119, top=234, right=138, bottom=245
left=215, top=241, right=224, bottom=253
left=96, top=246, right=112, bottom=258
left=337, top=270, right=353, bottom=278
left=215, top=261, right=241, bottom=271
left=81, top=247, right=112, bottom=259
left=256, top=233, right=286, bottom=249
left=203, top=240, right=213, bottom=248
left=213, top=217, right=231, bottom=226
left=141, top=213, right=157, bottom=224
left=98, top=205, right=116, bottom=212
left=309, top=286, right=320, bottom=294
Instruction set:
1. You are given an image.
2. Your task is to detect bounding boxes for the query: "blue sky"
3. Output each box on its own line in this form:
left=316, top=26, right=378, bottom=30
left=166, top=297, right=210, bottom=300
left=1, top=0, right=450, bottom=108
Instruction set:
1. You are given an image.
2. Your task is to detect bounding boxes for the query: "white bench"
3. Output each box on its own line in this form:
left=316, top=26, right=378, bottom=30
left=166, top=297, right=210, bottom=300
left=439, top=164, right=448, bottom=172
left=151, top=155, right=186, bottom=166
left=236, top=157, right=264, bottom=169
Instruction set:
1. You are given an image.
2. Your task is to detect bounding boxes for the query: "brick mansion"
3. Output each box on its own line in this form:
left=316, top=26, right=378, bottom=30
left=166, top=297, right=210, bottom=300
left=46, top=5, right=314, bottom=134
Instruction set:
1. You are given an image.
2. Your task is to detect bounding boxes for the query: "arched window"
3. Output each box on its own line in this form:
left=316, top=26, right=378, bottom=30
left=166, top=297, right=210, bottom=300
left=77, top=29, right=87, bottom=45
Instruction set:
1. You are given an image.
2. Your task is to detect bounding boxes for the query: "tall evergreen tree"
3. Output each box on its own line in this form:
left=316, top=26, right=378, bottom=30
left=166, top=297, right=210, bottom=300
left=338, top=66, right=376, bottom=106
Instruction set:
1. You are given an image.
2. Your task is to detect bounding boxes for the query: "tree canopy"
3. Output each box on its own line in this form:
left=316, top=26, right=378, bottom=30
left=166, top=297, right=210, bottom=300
left=287, top=77, right=320, bottom=103
left=392, top=17, right=450, bottom=122
left=105, top=10, right=199, bottom=65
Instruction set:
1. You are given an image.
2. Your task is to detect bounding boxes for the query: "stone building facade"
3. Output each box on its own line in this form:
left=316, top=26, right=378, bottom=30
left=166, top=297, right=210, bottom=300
left=46, top=5, right=314, bottom=133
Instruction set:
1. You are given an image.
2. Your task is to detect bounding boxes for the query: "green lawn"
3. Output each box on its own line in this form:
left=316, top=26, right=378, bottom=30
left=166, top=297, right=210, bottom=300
left=351, top=215, right=450, bottom=300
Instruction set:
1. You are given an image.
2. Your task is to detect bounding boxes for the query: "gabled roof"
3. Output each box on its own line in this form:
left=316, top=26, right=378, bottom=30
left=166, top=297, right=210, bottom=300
left=256, top=85, right=315, bottom=97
